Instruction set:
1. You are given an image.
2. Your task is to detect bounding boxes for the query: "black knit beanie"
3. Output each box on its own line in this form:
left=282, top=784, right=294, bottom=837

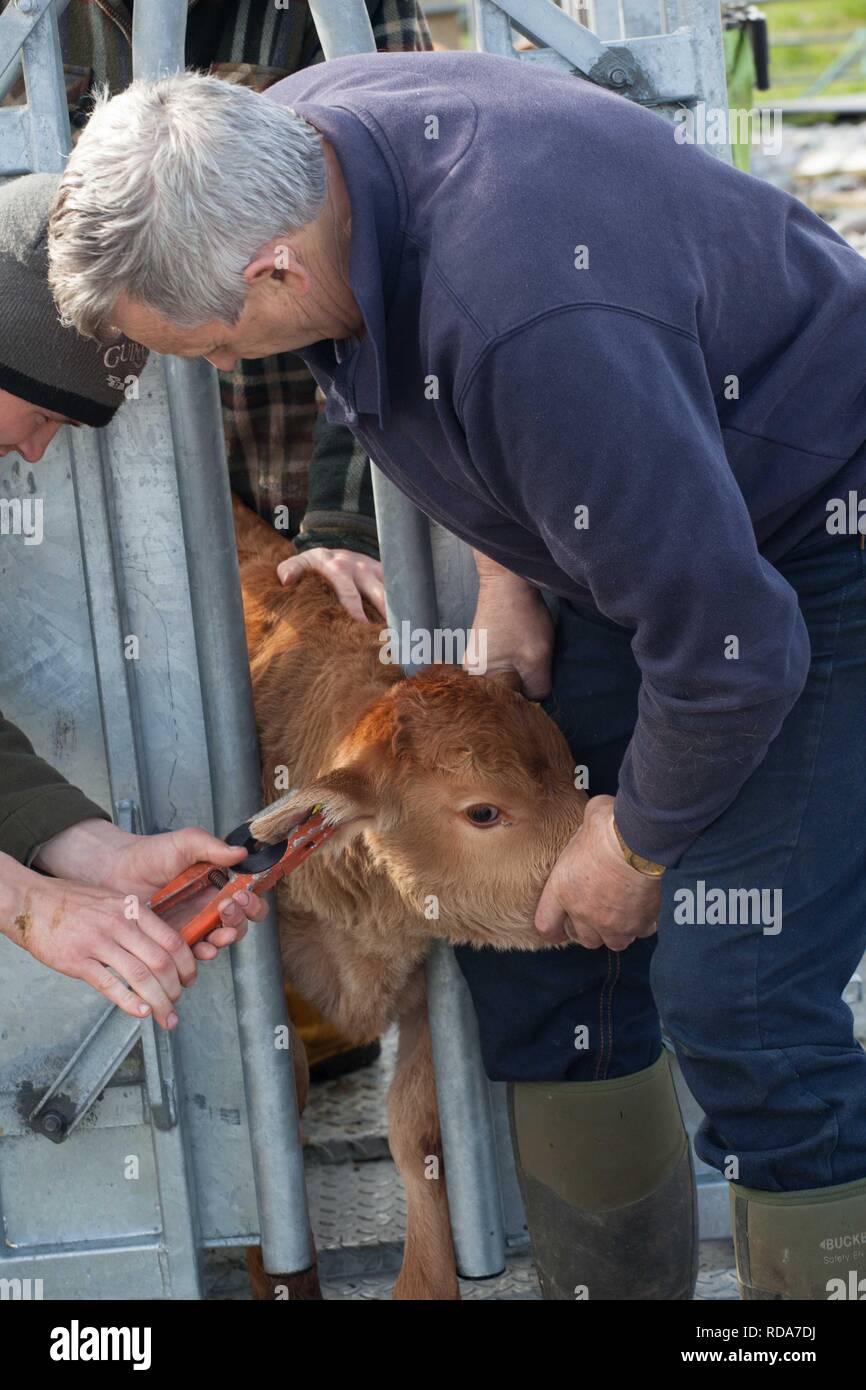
left=0, top=173, right=147, bottom=427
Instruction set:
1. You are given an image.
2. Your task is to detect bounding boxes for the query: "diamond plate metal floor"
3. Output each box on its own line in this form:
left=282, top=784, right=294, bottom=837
left=320, top=1241, right=739, bottom=1301
left=303, top=1030, right=398, bottom=1166
left=203, top=1240, right=739, bottom=1301
left=308, top=1160, right=406, bottom=1279
left=203, top=1025, right=743, bottom=1301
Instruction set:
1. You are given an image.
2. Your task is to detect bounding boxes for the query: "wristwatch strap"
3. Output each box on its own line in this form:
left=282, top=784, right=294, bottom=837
left=613, top=820, right=666, bottom=877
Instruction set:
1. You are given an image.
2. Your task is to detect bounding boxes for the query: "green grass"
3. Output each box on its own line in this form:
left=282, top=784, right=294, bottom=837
left=760, top=0, right=866, bottom=101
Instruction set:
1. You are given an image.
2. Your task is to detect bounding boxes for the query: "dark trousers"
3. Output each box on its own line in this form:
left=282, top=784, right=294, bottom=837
left=456, top=531, right=866, bottom=1191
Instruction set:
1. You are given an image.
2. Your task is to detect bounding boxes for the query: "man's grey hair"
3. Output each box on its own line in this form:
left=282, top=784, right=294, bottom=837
left=48, top=71, right=326, bottom=340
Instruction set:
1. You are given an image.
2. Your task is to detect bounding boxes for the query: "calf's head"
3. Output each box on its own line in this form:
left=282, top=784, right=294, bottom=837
left=250, top=666, right=585, bottom=950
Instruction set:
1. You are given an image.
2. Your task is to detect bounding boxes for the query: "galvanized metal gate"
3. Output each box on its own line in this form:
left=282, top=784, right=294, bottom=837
left=0, top=0, right=310, bottom=1299
left=0, top=0, right=734, bottom=1301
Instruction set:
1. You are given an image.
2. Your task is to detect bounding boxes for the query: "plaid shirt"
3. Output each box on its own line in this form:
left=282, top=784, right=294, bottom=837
left=47, top=0, right=433, bottom=554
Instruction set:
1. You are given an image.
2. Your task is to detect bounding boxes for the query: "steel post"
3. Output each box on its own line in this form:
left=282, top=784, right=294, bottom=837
left=132, top=1, right=314, bottom=1277
left=308, top=0, right=508, bottom=1280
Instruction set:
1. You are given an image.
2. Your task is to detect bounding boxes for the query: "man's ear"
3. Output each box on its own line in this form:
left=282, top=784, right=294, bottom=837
left=244, top=238, right=306, bottom=289
left=244, top=245, right=280, bottom=285
left=249, top=766, right=374, bottom=845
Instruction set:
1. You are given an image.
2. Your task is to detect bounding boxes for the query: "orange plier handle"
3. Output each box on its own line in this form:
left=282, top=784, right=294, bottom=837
left=148, top=810, right=336, bottom=946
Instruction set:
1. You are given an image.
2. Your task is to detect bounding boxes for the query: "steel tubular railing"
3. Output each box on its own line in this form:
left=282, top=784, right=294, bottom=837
left=308, top=0, right=509, bottom=1280
left=131, top=0, right=314, bottom=1278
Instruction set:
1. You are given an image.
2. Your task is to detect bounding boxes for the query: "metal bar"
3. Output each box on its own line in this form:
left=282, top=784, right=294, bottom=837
left=662, top=0, right=683, bottom=29
left=22, top=102, right=177, bottom=1155
left=303, top=0, right=377, bottom=56
left=611, top=30, right=697, bottom=101
left=2, top=9, right=141, bottom=868
left=68, top=426, right=150, bottom=829
left=161, top=294, right=313, bottom=1284
left=620, top=0, right=661, bottom=39
left=0, top=0, right=52, bottom=82
left=521, top=30, right=697, bottom=101
left=763, top=93, right=866, bottom=115
left=472, top=0, right=516, bottom=55
left=426, top=946, right=507, bottom=1276
left=683, top=0, right=732, bottom=162
left=131, top=0, right=187, bottom=79
left=0, top=0, right=72, bottom=102
left=9, top=209, right=151, bottom=1149
left=475, top=0, right=699, bottom=104
left=0, top=102, right=32, bottom=175
left=591, top=0, right=622, bottom=42
left=308, top=0, right=508, bottom=1282
left=422, top=522, right=509, bottom=1278
left=28, top=1004, right=144, bottom=1142
left=147, top=1085, right=205, bottom=1297
left=371, top=472, right=439, bottom=653
left=487, top=0, right=608, bottom=70
left=27, top=1010, right=206, bottom=1298
left=368, top=289, right=510, bottom=1281
left=771, top=32, right=863, bottom=47
left=0, top=45, right=22, bottom=99
left=801, top=30, right=866, bottom=98
left=0, top=0, right=72, bottom=175
left=159, top=359, right=260, bottom=832
left=133, top=1, right=314, bottom=1278
left=140, top=1015, right=178, bottom=1130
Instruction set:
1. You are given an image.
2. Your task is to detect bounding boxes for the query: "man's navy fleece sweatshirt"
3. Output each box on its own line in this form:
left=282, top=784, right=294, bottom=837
left=268, top=51, right=866, bottom=865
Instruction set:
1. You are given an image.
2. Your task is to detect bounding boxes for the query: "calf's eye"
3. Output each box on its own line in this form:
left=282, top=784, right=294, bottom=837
left=464, top=804, right=501, bottom=827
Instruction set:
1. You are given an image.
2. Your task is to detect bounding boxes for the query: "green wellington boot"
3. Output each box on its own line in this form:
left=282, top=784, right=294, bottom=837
left=730, top=1175, right=866, bottom=1300
left=509, top=1051, right=698, bottom=1300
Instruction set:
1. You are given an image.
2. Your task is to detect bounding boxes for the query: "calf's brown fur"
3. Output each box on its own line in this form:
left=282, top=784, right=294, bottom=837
left=233, top=498, right=585, bottom=1299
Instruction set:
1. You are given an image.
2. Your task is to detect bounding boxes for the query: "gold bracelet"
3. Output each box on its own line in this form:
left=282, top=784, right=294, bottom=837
left=613, top=820, right=666, bottom=877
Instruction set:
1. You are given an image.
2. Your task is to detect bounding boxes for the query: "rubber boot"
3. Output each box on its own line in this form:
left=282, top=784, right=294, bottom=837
left=508, top=1051, right=698, bottom=1300
left=730, top=1174, right=866, bottom=1300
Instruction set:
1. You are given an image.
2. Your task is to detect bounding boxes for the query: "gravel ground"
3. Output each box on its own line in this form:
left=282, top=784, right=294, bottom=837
left=751, top=118, right=866, bottom=257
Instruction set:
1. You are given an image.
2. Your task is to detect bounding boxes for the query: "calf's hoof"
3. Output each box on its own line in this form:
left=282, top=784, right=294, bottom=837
left=245, top=1244, right=324, bottom=1300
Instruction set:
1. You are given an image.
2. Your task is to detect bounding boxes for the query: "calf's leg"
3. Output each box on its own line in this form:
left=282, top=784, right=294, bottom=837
left=388, top=998, right=460, bottom=1301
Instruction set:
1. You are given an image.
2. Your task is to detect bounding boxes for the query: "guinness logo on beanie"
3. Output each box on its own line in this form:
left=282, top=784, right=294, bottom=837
left=0, top=173, right=147, bottom=426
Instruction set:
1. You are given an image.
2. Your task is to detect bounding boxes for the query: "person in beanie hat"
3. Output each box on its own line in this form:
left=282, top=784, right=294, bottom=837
left=0, top=173, right=268, bottom=1024
left=0, top=173, right=145, bottom=445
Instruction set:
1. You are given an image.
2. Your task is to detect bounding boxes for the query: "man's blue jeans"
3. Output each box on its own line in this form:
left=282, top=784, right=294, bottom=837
left=455, top=531, right=866, bottom=1192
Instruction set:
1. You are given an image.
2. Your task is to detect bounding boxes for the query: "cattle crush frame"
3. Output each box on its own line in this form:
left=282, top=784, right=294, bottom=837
left=0, top=0, right=732, bottom=1299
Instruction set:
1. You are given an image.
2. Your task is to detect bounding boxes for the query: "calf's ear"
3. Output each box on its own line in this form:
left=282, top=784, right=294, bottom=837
left=249, top=766, right=374, bottom=844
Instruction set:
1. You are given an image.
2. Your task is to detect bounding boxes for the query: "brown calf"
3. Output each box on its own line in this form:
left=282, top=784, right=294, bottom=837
left=233, top=498, right=585, bottom=1299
